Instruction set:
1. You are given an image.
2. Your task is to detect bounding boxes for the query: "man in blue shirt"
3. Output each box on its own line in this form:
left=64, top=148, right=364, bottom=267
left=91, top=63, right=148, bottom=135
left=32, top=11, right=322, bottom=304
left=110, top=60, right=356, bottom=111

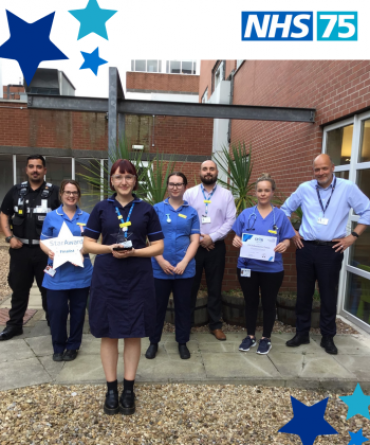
left=281, top=154, right=370, bottom=354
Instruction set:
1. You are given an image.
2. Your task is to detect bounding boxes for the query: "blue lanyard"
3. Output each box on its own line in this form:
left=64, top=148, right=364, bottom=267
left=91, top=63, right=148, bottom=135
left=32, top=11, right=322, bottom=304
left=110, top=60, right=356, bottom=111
left=115, top=202, right=135, bottom=232
left=201, top=184, right=217, bottom=216
left=316, top=177, right=336, bottom=216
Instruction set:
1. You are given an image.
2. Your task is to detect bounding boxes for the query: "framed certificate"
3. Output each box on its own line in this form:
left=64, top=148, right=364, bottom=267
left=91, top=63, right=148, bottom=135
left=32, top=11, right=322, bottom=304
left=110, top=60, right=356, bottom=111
left=240, top=233, right=277, bottom=262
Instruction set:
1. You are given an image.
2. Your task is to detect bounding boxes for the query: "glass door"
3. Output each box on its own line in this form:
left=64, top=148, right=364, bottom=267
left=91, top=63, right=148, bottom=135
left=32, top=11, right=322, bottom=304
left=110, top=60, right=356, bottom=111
left=323, top=112, right=370, bottom=332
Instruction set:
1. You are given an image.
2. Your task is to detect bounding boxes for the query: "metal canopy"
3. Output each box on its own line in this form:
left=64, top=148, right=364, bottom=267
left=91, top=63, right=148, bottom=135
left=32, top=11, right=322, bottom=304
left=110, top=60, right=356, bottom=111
left=27, top=93, right=315, bottom=123
left=27, top=67, right=316, bottom=169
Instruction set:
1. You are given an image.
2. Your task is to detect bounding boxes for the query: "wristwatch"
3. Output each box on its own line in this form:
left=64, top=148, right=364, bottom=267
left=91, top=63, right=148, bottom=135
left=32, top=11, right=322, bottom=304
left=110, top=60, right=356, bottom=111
left=5, top=235, right=14, bottom=243
left=351, top=231, right=359, bottom=238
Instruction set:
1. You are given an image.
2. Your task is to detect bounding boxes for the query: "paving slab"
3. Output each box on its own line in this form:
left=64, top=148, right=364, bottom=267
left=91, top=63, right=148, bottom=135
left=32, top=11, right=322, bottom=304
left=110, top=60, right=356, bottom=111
left=268, top=352, right=303, bottom=377
left=270, top=334, right=326, bottom=355
left=56, top=354, right=110, bottom=384
left=25, top=335, right=53, bottom=357
left=0, top=339, right=35, bottom=362
left=311, top=334, right=370, bottom=355
left=0, top=357, right=52, bottom=390
left=202, top=352, right=280, bottom=379
left=334, top=355, right=370, bottom=381
left=39, top=356, right=65, bottom=379
left=137, top=353, right=205, bottom=382
left=163, top=340, right=200, bottom=355
left=193, top=332, right=246, bottom=344
left=22, top=321, right=50, bottom=338
left=299, top=355, right=354, bottom=379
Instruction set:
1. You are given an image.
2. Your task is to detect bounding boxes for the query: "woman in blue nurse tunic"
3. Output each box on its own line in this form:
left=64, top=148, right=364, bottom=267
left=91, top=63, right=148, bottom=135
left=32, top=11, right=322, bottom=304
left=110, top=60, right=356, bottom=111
left=40, top=179, right=93, bottom=363
left=83, top=159, right=164, bottom=417
left=145, top=172, right=200, bottom=361
left=232, top=173, right=295, bottom=355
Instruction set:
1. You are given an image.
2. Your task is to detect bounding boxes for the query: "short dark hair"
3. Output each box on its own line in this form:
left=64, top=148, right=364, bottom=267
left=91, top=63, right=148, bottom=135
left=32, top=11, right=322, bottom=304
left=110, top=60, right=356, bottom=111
left=27, top=155, right=46, bottom=167
left=167, top=172, right=188, bottom=187
left=110, top=159, right=138, bottom=191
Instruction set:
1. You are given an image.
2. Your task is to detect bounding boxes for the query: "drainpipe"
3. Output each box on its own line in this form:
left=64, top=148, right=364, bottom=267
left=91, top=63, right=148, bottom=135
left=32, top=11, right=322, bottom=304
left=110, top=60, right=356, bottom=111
left=227, top=69, right=236, bottom=144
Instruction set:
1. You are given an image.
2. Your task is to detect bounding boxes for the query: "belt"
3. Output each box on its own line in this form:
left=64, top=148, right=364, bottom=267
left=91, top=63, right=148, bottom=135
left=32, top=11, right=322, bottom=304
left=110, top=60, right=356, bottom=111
left=18, top=238, right=40, bottom=245
left=303, top=240, right=336, bottom=247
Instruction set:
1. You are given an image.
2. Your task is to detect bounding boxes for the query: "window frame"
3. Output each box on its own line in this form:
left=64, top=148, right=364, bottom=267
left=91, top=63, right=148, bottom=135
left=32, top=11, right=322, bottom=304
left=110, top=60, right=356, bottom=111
left=323, top=110, right=370, bottom=332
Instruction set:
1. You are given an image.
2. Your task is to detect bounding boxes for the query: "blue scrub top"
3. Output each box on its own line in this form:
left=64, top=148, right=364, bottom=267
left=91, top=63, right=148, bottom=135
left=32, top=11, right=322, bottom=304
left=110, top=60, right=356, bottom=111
left=152, top=198, right=200, bottom=280
left=40, top=205, right=93, bottom=290
left=232, top=206, right=295, bottom=273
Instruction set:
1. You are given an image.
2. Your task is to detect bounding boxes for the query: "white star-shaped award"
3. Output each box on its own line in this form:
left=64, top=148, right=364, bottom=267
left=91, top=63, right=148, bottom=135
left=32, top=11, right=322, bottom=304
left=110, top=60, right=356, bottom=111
left=41, top=222, right=84, bottom=269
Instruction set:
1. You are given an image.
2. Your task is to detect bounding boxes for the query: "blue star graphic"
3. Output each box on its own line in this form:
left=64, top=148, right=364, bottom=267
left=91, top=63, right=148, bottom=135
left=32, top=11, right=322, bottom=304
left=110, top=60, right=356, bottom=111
left=80, top=47, right=107, bottom=75
left=340, top=384, right=370, bottom=420
left=279, top=396, right=338, bottom=445
left=348, top=429, right=369, bottom=445
left=69, top=0, right=117, bottom=40
left=0, top=11, right=68, bottom=85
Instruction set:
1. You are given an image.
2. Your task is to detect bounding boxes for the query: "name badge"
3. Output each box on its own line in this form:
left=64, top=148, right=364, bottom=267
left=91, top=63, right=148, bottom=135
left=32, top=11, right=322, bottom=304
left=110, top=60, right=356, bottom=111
left=317, top=217, right=329, bottom=225
left=44, top=266, right=56, bottom=277
left=241, top=268, right=251, bottom=277
left=202, top=216, right=211, bottom=224
left=178, top=214, right=187, bottom=219
left=120, top=240, right=132, bottom=248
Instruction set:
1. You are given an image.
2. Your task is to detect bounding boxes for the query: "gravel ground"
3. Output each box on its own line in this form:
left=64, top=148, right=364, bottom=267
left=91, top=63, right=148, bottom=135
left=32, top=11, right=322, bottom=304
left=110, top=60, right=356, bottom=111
left=0, top=384, right=369, bottom=445
left=0, top=248, right=10, bottom=304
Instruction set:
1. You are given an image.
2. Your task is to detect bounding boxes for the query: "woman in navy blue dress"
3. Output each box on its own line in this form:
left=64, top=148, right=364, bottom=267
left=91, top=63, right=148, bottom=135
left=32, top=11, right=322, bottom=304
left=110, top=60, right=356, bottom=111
left=83, top=159, right=164, bottom=416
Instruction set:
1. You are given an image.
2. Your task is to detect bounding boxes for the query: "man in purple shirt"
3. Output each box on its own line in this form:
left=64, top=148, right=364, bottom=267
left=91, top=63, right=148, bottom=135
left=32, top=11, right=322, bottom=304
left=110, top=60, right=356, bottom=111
left=184, top=160, right=236, bottom=340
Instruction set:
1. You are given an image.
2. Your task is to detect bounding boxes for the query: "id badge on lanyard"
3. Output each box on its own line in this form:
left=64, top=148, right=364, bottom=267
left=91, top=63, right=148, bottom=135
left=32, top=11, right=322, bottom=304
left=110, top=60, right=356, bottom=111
left=316, top=178, right=336, bottom=227
left=201, top=185, right=216, bottom=225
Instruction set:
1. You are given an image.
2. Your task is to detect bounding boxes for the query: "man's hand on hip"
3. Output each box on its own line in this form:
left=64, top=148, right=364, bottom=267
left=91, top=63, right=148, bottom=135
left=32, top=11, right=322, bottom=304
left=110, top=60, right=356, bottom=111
left=293, top=230, right=304, bottom=249
left=332, top=235, right=356, bottom=253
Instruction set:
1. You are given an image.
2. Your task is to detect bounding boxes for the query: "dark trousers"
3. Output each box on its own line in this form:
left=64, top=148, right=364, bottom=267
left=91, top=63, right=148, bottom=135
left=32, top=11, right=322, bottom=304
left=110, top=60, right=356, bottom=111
left=237, top=268, right=284, bottom=338
left=150, top=278, right=194, bottom=344
left=296, top=241, right=343, bottom=337
left=47, top=287, right=89, bottom=354
left=190, top=240, right=226, bottom=330
left=7, top=245, right=48, bottom=327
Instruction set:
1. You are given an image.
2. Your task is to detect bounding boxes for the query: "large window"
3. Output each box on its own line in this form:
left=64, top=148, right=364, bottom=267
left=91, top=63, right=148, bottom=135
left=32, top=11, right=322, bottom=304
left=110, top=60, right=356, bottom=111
left=0, top=155, right=14, bottom=205
left=131, top=60, right=162, bottom=73
left=323, top=111, right=370, bottom=331
left=0, top=155, right=108, bottom=214
left=166, top=60, right=197, bottom=75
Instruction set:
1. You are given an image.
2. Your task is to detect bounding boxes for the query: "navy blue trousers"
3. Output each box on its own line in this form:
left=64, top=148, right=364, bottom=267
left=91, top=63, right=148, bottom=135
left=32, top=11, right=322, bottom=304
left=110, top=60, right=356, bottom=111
left=47, top=287, right=89, bottom=354
left=296, top=241, right=343, bottom=337
left=150, top=278, right=194, bottom=344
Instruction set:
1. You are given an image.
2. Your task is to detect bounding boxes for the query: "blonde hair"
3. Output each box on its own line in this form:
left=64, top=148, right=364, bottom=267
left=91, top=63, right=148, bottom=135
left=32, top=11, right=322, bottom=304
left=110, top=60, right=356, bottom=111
left=255, top=173, right=276, bottom=191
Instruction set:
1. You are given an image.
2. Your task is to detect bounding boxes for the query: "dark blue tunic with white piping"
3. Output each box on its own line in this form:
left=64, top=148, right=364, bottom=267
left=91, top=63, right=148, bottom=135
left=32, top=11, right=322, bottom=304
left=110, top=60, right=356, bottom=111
left=84, top=194, right=164, bottom=338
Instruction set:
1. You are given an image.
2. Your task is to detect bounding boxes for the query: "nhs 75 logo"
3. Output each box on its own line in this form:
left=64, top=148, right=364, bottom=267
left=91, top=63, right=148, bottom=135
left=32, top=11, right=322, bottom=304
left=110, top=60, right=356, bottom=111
left=242, top=12, right=313, bottom=41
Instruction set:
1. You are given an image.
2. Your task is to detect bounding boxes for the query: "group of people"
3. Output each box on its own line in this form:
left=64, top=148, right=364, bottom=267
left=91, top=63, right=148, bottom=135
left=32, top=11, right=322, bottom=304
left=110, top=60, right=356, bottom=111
left=0, top=153, right=369, bottom=416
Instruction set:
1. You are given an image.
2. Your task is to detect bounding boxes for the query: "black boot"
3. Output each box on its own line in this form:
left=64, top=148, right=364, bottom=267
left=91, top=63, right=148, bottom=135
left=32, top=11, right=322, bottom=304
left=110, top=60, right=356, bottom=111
left=178, top=343, right=190, bottom=359
left=0, top=326, right=23, bottom=341
left=145, top=343, right=158, bottom=359
left=104, top=390, right=119, bottom=415
left=119, top=390, right=135, bottom=415
left=286, top=334, right=310, bottom=347
left=320, top=335, right=338, bottom=355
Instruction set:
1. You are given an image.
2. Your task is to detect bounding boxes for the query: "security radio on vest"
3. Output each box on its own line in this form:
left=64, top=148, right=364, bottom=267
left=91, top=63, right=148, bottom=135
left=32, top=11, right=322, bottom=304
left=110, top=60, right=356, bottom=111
left=242, top=12, right=313, bottom=41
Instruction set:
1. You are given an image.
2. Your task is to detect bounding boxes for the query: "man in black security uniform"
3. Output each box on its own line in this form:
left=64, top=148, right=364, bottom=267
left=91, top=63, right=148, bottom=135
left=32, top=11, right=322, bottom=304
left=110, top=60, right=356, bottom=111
left=0, top=155, right=59, bottom=341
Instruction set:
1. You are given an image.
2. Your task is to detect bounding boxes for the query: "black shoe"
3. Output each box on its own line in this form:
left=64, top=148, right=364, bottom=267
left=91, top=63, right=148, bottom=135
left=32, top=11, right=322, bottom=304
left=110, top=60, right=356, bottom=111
left=286, top=334, right=310, bottom=347
left=104, top=390, right=119, bottom=415
left=53, top=353, right=64, bottom=362
left=119, top=390, right=135, bottom=415
left=178, top=344, right=190, bottom=359
left=63, top=350, right=78, bottom=361
left=145, top=343, right=158, bottom=359
left=0, top=326, right=23, bottom=341
left=320, top=336, right=338, bottom=355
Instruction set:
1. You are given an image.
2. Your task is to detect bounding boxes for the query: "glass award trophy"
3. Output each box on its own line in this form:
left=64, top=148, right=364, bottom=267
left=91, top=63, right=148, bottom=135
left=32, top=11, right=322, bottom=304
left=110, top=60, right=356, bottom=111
left=112, top=228, right=133, bottom=251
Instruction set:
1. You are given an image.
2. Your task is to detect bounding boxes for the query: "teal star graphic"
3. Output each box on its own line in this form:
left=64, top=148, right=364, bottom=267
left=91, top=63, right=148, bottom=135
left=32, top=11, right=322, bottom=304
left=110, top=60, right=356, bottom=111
left=348, top=429, right=369, bottom=445
left=340, top=384, right=370, bottom=420
left=69, top=0, right=117, bottom=40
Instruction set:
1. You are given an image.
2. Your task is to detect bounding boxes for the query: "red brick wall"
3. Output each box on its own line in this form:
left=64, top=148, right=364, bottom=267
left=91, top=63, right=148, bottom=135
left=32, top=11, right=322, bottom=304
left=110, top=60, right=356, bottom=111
left=2, top=85, right=25, bottom=100
left=150, top=116, right=213, bottom=156
left=127, top=72, right=199, bottom=93
left=199, top=60, right=217, bottom=101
